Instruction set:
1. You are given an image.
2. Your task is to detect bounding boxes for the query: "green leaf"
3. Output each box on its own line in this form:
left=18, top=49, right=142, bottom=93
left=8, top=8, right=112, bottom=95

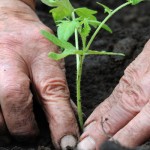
left=41, top=0, right=74, bottom=21
left=79, top=19, right=91, bottom=38
left=86, top=50, right=125, bottom=56
left=50, top=7, right=70, bottom=21
left=49, top=49, right=125, bottom=60
left=41, top=30, right=76, bottom=50
left=75, top=7, right=97, bottom=20
left=78, top=19, right=91, bottom=48
left=128, top=0, right=143, bottom=5
left=76, top=18, right=112, bottom=33
left=49, top=49, right=83, bottom=60
left=88, top=20, right=112, bottom=33
left=57, top=20, right=80, bottom=41
left=97, top=2, right=112, bottom=14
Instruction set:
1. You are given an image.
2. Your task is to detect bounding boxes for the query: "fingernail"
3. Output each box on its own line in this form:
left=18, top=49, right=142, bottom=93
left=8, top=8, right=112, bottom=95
left=60, top=135, right=77, bottom=150
left=77, top=136, right=96, bottom=150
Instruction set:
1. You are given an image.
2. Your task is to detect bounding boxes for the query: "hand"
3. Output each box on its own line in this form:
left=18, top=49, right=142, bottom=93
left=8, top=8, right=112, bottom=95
left=0, top=0, right=78, bottom=149
left=77, top=40, right=150, bottom=150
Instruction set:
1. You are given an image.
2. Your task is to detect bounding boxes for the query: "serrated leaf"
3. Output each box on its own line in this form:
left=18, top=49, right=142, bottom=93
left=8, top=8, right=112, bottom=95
left=97, top=2, right=112, bottom=14
left=75, top=7, right=97, bottom=20
left=80, top=19, right=91, bottom=38
left=128, top=0, right=143, bottom=5
left=78, top=19, right=91, bottom=48
left=88, top=20, right=112, bottom=33
left=42, top=0, right=74, bottom=21
left=41, top=30, right=76, bottom=50
left=50, top=7, right=70, bottom=21
left=86, top=50, right=125, bottom=56
left=49, top=49, right=83, bottom=60
left=57, top=20, right=80, bottom=41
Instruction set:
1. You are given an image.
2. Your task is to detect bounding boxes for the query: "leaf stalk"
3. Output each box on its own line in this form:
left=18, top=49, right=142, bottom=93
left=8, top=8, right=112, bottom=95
left=86, top=1, right=131, bottom=51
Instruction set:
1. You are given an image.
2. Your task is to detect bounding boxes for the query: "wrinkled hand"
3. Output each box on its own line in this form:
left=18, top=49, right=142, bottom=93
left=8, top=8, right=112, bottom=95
left=77, top=40, right=150, bottom=150
left=0, top=1, right=78, bottom=149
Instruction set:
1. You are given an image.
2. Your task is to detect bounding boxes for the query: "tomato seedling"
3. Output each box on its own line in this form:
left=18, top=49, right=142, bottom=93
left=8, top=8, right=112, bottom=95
left=41, top=0, right=143, bottom=129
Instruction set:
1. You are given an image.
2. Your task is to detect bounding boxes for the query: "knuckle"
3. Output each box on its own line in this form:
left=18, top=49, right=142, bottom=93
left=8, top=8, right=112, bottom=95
left=118, top=64, right=149, bottom=113
left=100, top=117, right=115, bottom=136
left=119, top=82, right=148, bottom=113
left=38, top=78, right=70, bottom=102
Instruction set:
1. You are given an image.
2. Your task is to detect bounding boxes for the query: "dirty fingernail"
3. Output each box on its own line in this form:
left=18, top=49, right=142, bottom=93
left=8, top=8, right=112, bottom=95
left=60, top=135, right=77, bottom=150
left=77, top=136, right=96, bottom=150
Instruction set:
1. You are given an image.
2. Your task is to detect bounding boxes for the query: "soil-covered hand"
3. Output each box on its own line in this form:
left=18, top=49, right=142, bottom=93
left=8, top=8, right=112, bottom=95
left=77, top=40, right=150, bottom=150
left=0, top=0, right=78, bottom=149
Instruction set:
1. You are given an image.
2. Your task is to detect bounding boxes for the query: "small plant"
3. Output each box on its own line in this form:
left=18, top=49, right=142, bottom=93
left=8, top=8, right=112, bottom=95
left=41, top=0, right=143, bottom=129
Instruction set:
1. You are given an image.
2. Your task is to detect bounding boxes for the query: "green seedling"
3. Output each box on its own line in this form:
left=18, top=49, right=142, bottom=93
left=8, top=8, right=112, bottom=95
left=41, top=0, right=143, bottom=129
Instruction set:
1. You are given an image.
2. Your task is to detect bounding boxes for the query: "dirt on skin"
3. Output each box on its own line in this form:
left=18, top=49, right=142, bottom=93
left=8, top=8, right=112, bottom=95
left=1, top=0, right=150, bottom=150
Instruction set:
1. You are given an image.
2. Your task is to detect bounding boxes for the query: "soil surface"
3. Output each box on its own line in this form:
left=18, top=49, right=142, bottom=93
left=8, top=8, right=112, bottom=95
left=2, top=0, right=150, bottom=150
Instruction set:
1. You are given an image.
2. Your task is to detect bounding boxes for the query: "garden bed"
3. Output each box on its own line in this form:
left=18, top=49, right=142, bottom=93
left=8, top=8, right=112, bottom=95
left=2, top=0, right=150, bottom=150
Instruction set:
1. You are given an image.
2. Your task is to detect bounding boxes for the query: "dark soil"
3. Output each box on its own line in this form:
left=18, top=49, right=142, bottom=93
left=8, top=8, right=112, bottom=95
left=2, top=0, right=150, bottom=150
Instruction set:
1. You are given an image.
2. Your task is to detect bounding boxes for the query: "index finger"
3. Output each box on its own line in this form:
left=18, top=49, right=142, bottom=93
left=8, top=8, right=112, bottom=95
left=30, top=38, right=79, bottom=149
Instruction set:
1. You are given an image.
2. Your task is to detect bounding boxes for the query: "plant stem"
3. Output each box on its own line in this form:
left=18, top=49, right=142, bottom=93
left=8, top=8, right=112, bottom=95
left=72, top=12, right=79, bottom=50
left=76, top=56, right=84, bottom=129
left=86, top=1, right=131, bottom=51
left=71, top=1, right=131, bottom=129
left=72, top=12, right=84, bottom=129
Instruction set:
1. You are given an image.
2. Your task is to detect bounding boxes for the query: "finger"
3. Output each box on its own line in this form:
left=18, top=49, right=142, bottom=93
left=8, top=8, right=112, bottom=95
left=30, top=43, right=79, bottom=149
left=77, top=87, right=120, bottom=150
left=0, top=55, right=39, bottom=142
left=112, top=101, right=150, bottom=148
left=76, top=71, right=128, bottom=150
left=0, top=107, right=11, bottom=146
